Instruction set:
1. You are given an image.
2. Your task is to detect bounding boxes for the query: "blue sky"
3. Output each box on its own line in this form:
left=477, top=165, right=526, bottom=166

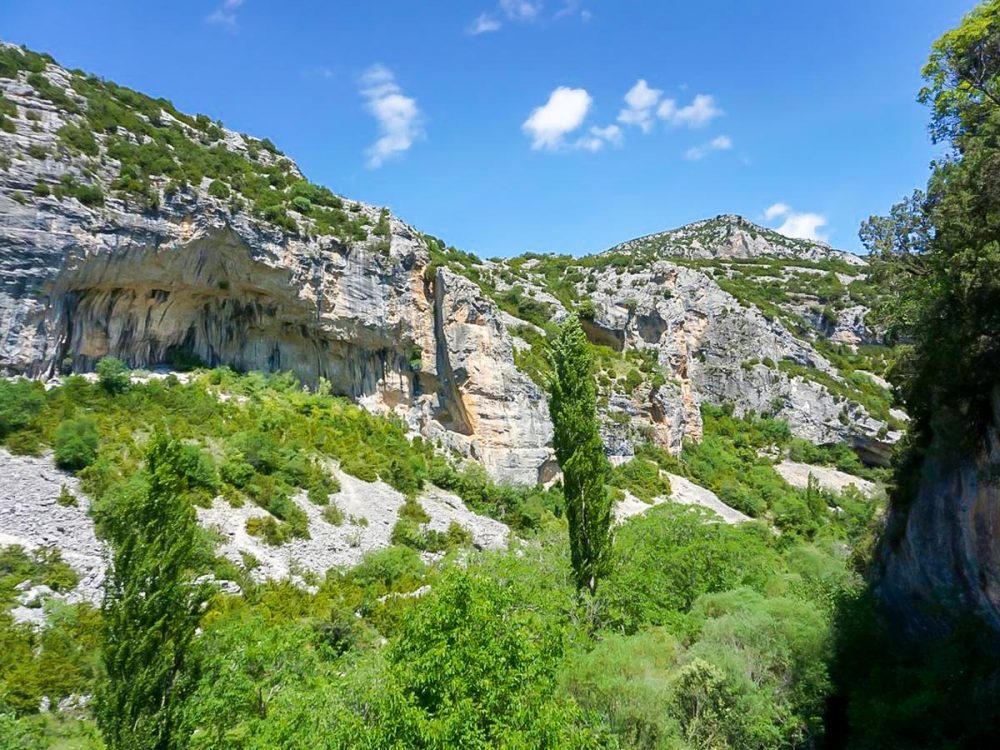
left=1, top=0, right=976, bottom=256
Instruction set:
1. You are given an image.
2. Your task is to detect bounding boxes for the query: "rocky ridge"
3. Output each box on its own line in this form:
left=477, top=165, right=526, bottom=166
left=605, top=213, right=866, bottom=266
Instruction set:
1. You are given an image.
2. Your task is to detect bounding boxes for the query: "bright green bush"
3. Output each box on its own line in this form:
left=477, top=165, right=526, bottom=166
left=53, top=416, right=99, bottom=471
left=599, top=504, right=779, bottom=634
left=95, top=357, right=129, bottom=394
left=0, top=380, right=45, bottom=440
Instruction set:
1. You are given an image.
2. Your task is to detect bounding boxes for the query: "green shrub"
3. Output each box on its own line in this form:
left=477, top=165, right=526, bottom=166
left=219, top=453, right=255, bottom=488
left=57, top=484, right=77, bottom=507
left=207, top=179, right=230, bottom=199
left=346, top=545, right=426, bottom=596
left=0, top=380, right=45, bottom=439
left=56, top=123, right=99, bottom=156
left=599, top=504, right=779, bottom=633
left=95, top=356, right=129, bottom=393
left=245, top=516, right=290, bottom=546
left=321, top=503, right=344, bottom=525
left=53, top=417, right=99, bottom=472
left=611, top=456, right=670, bottom=503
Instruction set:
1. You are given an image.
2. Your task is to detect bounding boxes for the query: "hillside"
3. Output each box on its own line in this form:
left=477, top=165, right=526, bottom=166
left=0, top=42, right=903, bottom=485
left=0, top=38, right=959, bottom=750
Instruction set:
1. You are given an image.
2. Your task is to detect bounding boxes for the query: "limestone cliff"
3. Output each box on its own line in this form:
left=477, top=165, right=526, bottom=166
left=876, top=387, right=1000, bottom=637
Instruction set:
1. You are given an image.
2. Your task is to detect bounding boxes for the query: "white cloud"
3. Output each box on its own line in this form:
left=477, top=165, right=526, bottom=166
left=206, top=0, right=244, bottom=28
left=765, top=203, right=828, bottom=241
left=590, top=124, right=623, bottom=146
left=656, top=98, right=677, bottom=120
left=764, top=202, right=790, bottom=220
left=468, top=13, right=502, bottom=34
left=472, top=0, right=588, bottom=36
left=360, top=65, right=424, bottom=168
left=684, top=134, right=733, bottom=161
left=625, top=80, right=661, bottom=110
left=776, top=212, right=828, bottom=241
left=575, top=124, right=623, bottom=151
left=522, top=86, right=592, bottom=150
left=617, top=83, right=723, bottom=134
left=668, top=94, right=722, bottom=128
left=500, top=0, right=542, bottom=20
left=618, top=79, right=662, bottom=133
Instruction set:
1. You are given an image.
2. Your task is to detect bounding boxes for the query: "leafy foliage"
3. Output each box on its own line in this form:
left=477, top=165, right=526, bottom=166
left=862, top=0, right=1000, bottom=454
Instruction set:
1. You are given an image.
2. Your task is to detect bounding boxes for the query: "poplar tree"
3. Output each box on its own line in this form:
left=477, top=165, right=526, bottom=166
left=548, top=316, right=613, bottom=595
left=96, top=433, right=211, bottom=750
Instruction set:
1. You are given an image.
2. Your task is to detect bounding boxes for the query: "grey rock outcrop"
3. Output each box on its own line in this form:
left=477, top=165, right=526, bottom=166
left=876, top=387, right=1000, bottom=638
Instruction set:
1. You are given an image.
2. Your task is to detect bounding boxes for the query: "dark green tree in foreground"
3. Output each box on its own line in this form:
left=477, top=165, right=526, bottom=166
left=96, top=433, right=211, bottom=750
left=862, top=0, right=1000, bottom=458
left=548, top=316, right=613, bottom=595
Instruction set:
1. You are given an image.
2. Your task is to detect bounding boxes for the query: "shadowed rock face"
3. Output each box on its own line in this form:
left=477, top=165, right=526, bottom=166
left=876, top=387, right=1000, bottom=637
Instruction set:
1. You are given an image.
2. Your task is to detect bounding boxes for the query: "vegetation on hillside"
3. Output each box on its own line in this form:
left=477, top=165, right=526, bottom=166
left=0, top=355, right=887, bottom=748
left=4, top=0, right=999, bottom=743
left=0, top=44, right=373, bottom=241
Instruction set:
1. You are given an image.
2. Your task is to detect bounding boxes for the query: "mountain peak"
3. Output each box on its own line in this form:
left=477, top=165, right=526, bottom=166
left=605, top=214, right=865, bottom=266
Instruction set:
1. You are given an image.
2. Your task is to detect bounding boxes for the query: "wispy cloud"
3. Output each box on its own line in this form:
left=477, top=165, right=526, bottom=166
left=765, top=203, right=828, bottom=241
left=206, top=0, right=244, bottom=29
left=617, top=79, right=662, bottom=133
left=617, top=80, right=724, bottom=135
left=301, top=65, right=335, bottom=80
left=763, top=202, right=789, bottom=220
left=500, top=0, right=543, bottom=20
left=684, top=134, right=733, bottom=160
left=468, top=0, right=589, bottom=34
left=467, top=13, right=502, bottom=34
left=360, top=65, right=424, bottom=168
left=522, top=86, right=593, bottom=150
left=669, top=94, right=722, bottom=128
left=555, top=0, right=592, bottom=21
left=575, top=124, right=623, bottom=152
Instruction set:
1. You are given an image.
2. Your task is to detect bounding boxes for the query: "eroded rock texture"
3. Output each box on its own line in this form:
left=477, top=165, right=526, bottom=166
left=876, top=388, right=1000, bottom=637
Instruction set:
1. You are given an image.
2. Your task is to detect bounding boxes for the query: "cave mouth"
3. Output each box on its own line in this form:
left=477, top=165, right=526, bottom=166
left=46, top=235, right=404, bottom=401
left=580, top=318, right=625, bottom=352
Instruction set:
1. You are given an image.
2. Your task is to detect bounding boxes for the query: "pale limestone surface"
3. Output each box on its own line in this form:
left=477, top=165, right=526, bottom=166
left=775, top=460, right=879, bottom=498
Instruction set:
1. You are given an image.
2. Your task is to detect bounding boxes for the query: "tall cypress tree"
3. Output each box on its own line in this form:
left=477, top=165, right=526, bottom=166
left=96, top=433, right=211, bottom=750
left=548, top=316, right=613, bottom=595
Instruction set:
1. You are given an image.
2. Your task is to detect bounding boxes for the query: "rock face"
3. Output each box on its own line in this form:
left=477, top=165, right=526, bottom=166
left=484, top=248, right=898, bottom=463
left=876, top=387, right=1000, bottom=638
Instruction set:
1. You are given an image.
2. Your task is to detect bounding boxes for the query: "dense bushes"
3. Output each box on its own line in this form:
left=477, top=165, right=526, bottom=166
left=0, top=380, right=45, bottom=440
left=598, top=505, right=779, bottom=634
left=53, top=417, right=99, bottom=471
